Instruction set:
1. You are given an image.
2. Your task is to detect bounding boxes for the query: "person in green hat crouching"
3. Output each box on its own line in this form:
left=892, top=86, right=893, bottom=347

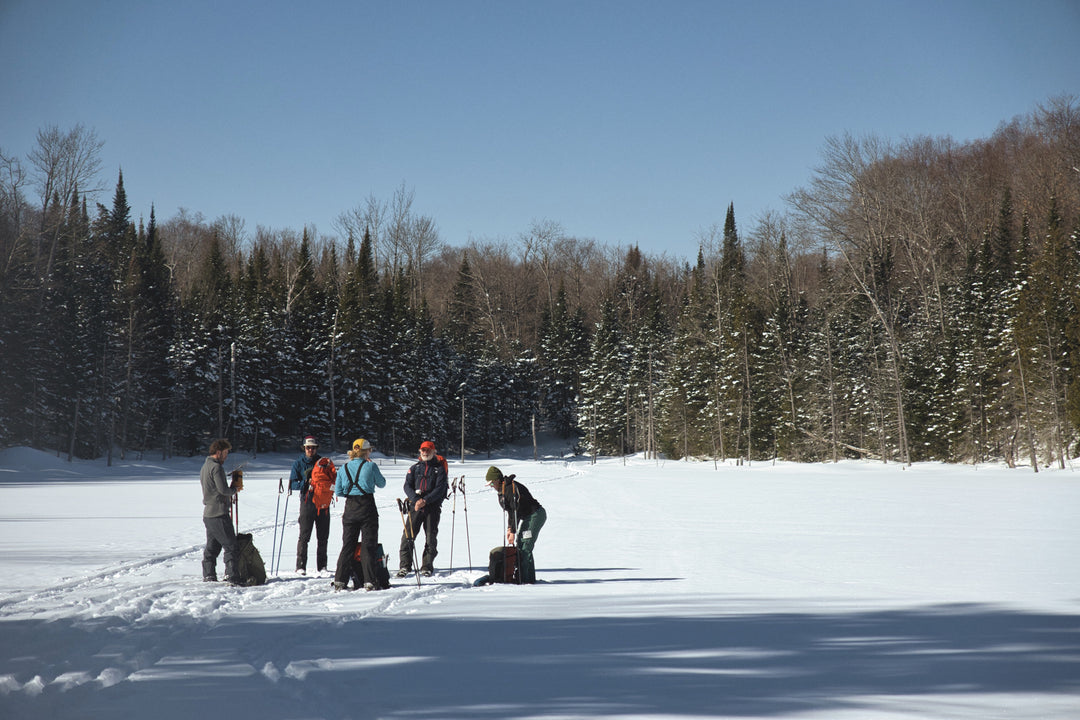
left=485, top=466, right=547, bottom=583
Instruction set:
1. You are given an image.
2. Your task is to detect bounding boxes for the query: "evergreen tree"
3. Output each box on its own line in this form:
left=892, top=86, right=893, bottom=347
left=233, top=241, right=284, bottom=452
left=658, top=255, right=714, bottom=459
left=580, top=297, right=630, bottom=455
left=337, top=229, right=382, bottom=443
left=537, top=283, right=589, bottom=438
left=443, top=252, right=483, bottom=356
left=802, top=249, right=844, bottom=461
left=1066, top=218, right=1080, bottom=451
left=46, top=189, right=101, bottom=457
left=713, top=204, right=752, bottom=460
left=171, top=231, right=234, bottom=453
left=626, top=283, right=669, bottom=457
left=280, top=229, right=333, bottom=441
left=1015, top=197, right=1078, bottom=467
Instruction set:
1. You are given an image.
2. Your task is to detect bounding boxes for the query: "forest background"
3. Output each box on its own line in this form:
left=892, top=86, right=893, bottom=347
left=1, top=95, right=1078, bottom=468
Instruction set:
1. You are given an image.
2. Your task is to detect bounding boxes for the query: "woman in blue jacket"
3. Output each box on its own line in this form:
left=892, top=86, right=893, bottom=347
left=332, top=438, right=387, bottom=591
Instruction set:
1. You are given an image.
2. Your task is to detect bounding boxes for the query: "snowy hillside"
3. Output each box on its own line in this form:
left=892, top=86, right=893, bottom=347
left=1, top=445, right=1078, bottom=719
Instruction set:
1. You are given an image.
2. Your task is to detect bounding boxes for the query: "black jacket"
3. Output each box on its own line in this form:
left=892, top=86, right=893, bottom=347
left=497, top=479, right=542, bottom=529
left=403, top=456, right=449, bottom=508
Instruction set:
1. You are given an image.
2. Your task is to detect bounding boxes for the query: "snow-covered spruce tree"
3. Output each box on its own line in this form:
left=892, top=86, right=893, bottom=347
left=980, top=189, right=1024, bottom=462
left=168, top=230, right=234, bottom=455
left=626, top=284, right=669, bottom=458
left=657, top=254, right=716, bottom=460
left=579, top=297, right=630, bottom=456
left=232, top=241, right=284, bottom=453
left=710, top=204, right=752, bottom=461
left=402, top=300, right=452, bottom=449
left=369, top=270, right=426, bottom=456
left=1066, top=218, right=1080, bottom=454
left=278, top=228, right=335, bottom=443
left=1014, top=197, right=1078, bottom=468
left=43, top=189, right=106, bottom=458
left=97, top=171, right=144, bottom=463
left=748, top=227, right=811, bottom=461
left=115, top=205, right=176, bottom=458
left=336, top=228, right=383, bottom=449
left=802, top=249, right=845, bottom=461
left=537, top=282, right=589, bottom=439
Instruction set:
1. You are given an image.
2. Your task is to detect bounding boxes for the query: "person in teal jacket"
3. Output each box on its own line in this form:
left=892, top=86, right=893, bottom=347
left=332, top=438, right=387, bottom=591
left=288, top=435, right=331, bottom=575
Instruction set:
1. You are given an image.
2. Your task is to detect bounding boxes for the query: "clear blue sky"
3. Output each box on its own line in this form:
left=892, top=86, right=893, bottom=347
left=2, top=0, right=1077, bottom=261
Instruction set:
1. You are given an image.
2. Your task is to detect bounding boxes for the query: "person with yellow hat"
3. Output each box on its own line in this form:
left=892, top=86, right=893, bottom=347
left=332, top=438, right=387, bottom=591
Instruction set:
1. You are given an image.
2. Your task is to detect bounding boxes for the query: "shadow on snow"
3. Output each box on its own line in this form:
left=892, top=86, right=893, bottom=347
left=2, top=602, right=1078, bottom=719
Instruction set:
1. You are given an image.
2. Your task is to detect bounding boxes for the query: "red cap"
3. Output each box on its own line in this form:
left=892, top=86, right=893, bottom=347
left=419, top=441, right=436, bottom=452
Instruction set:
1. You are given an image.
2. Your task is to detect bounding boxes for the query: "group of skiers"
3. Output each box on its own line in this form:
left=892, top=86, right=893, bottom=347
left=199, top=436, right=546, bottom=589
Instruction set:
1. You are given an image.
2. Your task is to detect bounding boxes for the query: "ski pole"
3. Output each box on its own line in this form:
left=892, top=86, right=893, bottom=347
left=506, top=475, right=520, bottom=584
left=271, top=478, right=283, bottom=575
left=448, top=478, right=458, bottom=572
left=275, top=488, right=290, bottom=576
left=397, top=498, right=422, bottom=587
left=460, top=477, right=472, bottom=569
left=500, top=489, right=511, bottom=583
left=230, top=466, right=244, bottom=534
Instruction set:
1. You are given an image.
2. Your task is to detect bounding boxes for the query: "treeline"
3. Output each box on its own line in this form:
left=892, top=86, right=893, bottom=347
left=1, top=96, right=1078, bottom=466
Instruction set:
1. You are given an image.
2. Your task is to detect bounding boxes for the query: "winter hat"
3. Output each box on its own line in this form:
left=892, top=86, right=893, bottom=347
left=485, top=466, right=503, bottom=486
left=303, top=436, right=318, bottom=447
left=419, top=441, right=436, bottom=453
left=352, top=438, right=371, bottom=451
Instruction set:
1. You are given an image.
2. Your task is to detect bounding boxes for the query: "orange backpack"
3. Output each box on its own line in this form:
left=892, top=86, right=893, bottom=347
left=309, top=457, right=337, bottom=514
left=435, top=454, right=450, bottom=500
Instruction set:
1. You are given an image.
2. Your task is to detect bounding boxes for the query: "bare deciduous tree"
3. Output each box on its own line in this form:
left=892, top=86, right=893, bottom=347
left=26, top=124, right=104, bottom=282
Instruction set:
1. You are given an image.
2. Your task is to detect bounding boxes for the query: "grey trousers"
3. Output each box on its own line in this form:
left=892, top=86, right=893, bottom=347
left=202, top=514, right=239, bottom=580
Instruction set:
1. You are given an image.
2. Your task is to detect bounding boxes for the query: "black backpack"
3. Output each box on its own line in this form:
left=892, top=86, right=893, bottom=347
left=234, top=533, right=267, bottom=586
left=351, top=542, right=391, bottom=589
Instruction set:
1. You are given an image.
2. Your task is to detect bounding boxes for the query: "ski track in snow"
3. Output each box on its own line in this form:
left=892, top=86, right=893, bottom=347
left=2, top=447, right=1078, bottom=719
left=0, top=538, right=486, bottom=703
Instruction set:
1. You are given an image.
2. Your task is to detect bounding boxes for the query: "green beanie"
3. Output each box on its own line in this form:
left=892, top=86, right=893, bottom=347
left=485, top=466, right=503, bottom=486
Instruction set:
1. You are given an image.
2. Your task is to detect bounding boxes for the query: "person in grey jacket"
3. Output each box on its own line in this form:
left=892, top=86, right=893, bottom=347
left=200, top=438, right=244, bottom=583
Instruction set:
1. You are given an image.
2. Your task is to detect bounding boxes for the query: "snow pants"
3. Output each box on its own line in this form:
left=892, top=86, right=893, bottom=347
left=334, top=494, right=380, bottom=587
left=516, top=506, right=547, bottom=584
left=398, top=502, right=442, bottom=573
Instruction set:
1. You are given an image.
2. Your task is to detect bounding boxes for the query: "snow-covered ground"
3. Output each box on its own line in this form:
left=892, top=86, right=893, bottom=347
left=1, top=441, right=1078, bottom=719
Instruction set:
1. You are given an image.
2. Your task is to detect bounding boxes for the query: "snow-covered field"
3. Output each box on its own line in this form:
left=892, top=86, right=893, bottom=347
left=1, top=441, right=1078, bottom=720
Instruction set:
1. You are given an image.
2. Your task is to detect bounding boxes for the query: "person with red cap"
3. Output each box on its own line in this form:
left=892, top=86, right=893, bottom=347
left=396, top=440, right=449, bottom=577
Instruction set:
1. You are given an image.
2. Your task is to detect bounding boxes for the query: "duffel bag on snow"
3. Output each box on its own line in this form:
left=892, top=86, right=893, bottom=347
left=487, top=545, right=519, bottom=584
